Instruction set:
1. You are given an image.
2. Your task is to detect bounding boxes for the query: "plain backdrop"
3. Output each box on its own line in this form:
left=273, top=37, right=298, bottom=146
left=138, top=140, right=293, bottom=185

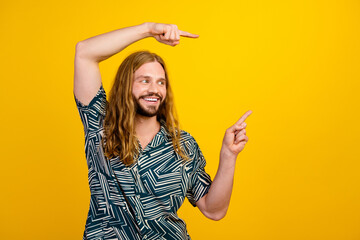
left=0, top=0, right=359, bottom=239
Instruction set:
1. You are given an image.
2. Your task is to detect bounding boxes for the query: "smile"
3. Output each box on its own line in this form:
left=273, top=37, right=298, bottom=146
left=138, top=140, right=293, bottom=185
left=142, top=97, right=159, bottom=104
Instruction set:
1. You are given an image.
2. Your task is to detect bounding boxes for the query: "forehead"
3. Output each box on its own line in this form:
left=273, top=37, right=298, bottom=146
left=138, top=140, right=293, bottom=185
left=134, top=61, right=165, bottom=78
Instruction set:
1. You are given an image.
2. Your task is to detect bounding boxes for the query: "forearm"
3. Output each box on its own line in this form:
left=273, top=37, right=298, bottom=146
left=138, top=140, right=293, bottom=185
left=197, top=111, right=251, bottom=220
left=203, top=152, right=237, bottom=218
left=76, top=22, right=152, bottom=62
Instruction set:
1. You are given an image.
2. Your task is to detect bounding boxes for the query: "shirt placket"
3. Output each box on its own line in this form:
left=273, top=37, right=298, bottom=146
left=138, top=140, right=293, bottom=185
left=132, top=139, right=152, bottom=236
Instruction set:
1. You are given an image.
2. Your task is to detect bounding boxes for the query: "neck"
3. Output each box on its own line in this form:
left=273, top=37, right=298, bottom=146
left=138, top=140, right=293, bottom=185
left=134, top=114, right=160, bottom=138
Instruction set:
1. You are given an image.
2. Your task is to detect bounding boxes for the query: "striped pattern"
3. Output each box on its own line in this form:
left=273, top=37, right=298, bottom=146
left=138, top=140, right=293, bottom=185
left=74, top=84, right=212, bottom=240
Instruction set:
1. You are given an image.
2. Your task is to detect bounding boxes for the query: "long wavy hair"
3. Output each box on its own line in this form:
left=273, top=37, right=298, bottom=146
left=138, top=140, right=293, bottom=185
left=101, top=50, right=189, bottom=166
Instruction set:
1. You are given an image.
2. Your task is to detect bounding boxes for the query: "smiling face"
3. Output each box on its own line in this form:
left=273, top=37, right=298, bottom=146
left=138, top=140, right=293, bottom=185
left=132, top=61, right=167, bottom=118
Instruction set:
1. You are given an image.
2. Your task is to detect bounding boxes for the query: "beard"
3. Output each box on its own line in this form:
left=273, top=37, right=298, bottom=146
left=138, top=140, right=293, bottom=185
left=133, top=94, right=165, bottom=117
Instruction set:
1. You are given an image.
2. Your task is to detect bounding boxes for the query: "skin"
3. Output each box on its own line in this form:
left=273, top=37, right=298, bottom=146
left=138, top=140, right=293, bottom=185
left=195, top=110, right=252, bottom=220
left=132, top=61, right=167, bottom=150
left=74, top=22, right=252, bottom=221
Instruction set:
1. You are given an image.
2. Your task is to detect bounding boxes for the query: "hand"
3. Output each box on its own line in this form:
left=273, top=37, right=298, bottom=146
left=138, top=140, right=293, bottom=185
left=146, top=22, right=199, bottom=46
left=221, top=110, right=253, bottom=159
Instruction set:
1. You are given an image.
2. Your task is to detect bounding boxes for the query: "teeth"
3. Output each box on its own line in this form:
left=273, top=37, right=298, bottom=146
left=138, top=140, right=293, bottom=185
left=144, top=98, right=158, bottom=102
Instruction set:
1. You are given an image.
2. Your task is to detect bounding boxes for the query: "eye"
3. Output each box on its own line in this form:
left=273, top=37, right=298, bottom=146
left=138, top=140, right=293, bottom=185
left=141, top=79, right=149, bottom=83
left=158, top=80, right=166, bottom=85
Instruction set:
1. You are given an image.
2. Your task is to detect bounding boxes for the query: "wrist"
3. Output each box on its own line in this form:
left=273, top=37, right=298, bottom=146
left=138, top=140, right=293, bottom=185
left=139, top=22, right=154, bottom=38
left=220, top=148, right=237, bottom=162
left=219, top=152, right=236, bottom=171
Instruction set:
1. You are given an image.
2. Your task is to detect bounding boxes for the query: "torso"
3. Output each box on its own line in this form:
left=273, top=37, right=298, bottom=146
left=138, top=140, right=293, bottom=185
left=136, top=124, right=161, bottom=150
left=138, top=138, right=152, bottom=150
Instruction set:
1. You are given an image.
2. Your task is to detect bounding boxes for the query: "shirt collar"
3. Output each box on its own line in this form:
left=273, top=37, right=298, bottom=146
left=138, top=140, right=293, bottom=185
left=148, top=119, right=172, bottom=148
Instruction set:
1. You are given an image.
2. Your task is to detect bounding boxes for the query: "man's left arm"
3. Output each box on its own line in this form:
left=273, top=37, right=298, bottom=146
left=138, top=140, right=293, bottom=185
left=196, top=110, right=253, bottom=221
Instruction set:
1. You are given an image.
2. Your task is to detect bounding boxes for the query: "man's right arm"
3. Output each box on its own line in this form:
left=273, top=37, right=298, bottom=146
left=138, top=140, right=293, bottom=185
left=73, top=22, right=199, bottom=106
left=74, top=23, right=152, bottom=106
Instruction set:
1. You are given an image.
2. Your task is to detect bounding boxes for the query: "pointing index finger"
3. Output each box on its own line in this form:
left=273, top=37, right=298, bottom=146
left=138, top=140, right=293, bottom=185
left=179, top=30, right=199, bottom=38
left=235, top=110, right=253, bottom=125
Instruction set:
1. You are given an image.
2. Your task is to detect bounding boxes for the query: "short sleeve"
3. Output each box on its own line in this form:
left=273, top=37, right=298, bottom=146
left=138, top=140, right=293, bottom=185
left=186, top=139, right=212, bottom=207
left=74, top=84, right=107, bottom=135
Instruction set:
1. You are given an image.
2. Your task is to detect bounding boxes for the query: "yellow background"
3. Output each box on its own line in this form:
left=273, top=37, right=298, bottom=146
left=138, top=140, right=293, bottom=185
left=1, top=0, right=359, bottom=239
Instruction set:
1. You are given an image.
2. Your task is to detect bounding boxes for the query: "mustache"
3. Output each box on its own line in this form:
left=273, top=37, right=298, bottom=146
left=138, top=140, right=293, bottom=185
left=140, top=93, right=163, bottom=101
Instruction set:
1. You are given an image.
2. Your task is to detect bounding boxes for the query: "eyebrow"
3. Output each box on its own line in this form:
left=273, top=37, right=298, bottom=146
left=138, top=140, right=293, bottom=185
left=135, top=75, right=166, bottom=81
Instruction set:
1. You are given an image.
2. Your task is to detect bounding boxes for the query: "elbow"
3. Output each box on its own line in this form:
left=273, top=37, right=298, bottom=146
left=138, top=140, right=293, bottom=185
left=75, top=41, right=105, bottom=62
left=197, top=195, right=229, bottom=221
left=75, top=41, right=87, bottom=59
left=205, top=209, right=228, bottom=221
left=75, top=41, right=84, bottom=51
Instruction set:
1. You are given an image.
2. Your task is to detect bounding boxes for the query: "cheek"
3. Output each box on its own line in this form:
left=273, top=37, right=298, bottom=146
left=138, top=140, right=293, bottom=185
left=131, top=84, right=135, bottom=95
left=162, top=89, right=167, bottom=100
left=132, top=84, right=142, bottom=97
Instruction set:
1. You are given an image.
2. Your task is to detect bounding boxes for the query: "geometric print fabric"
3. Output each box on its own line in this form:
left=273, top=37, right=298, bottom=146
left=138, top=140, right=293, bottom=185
left=74, top=84, right=212, bottom=240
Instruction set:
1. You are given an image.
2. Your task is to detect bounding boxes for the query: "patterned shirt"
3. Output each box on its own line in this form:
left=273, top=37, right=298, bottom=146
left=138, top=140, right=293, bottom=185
left=74, top=84, right=212, bottom=240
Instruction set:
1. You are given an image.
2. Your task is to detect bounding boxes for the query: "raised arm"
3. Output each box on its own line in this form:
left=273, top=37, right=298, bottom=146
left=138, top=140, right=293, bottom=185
left=196, top=110, right=252, bottom=220
left=74, top=22, right=199, bottom=105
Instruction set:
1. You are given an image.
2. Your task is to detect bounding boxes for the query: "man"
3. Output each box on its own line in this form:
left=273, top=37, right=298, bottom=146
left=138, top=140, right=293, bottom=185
left=74, top=22, right=252, bottom=240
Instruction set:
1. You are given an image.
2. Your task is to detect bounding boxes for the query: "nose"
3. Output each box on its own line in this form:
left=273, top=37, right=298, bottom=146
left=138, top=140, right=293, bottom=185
left=147, top=81, right=159, bottom=94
